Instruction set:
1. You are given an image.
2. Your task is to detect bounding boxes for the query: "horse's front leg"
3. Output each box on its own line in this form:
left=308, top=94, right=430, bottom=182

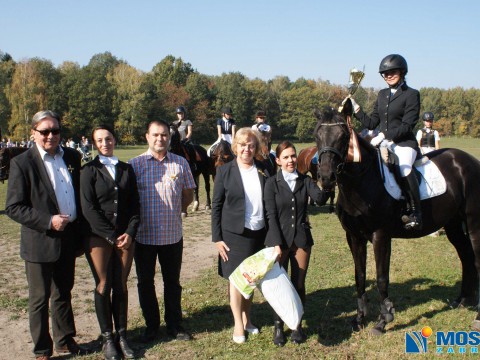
left=329, top=189, right=335, bottom=213
left=204, top=171, right=211, bottom=210
left=346, top=231, right=368, bottom=332
left=192, top=176, right=200, bottom=212
left=371, top=231, right=395, bottom=335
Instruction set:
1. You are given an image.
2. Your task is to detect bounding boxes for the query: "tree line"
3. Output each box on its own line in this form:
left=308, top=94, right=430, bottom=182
left=1, top=50, right=479, bottom=145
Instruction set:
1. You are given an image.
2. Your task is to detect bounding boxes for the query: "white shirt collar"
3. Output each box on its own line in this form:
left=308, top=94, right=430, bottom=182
left=36, top=143, right=63, bottom=160
left=99, top=155, right=118, bottom=165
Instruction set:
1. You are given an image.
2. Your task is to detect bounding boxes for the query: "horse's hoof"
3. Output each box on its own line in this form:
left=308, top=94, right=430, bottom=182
left=351, top=319, right=364, bottom=332
left=384, top=313, right=394, bottom=323
left=450, top=296, right=477, bottom=309
left=192, top=201, right=199, bottom=212
left=181, top=212, right=187, bottom=219
left=370, top=326, right=385, bottom=336
left=472, top=320, right=480, bottom=331
left=205, top=205, right=211, bottom=210
left=371, top=319, right=387, bottom=336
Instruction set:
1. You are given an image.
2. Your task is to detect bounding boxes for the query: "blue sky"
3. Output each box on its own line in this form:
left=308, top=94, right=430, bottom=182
left=1, top=0, right=479, bottom=90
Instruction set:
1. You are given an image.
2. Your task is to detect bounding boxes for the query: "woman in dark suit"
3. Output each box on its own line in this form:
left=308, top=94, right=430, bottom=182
left=211, top=127, right=269, bottom=344
left=349, top=54, right=422, bottom=230
left=80, top=125, right=140, bottom=360
left=264, top=141, right=331, bottom=346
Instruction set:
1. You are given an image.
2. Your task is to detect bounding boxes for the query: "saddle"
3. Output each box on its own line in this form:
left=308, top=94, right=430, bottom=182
left=378, top=147, right=446, bottom=201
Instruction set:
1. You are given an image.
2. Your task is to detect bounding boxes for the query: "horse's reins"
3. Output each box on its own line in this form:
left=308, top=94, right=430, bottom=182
left=316, top=121, right=350, bottom=173
left=316, top=120, right=374, bottom=177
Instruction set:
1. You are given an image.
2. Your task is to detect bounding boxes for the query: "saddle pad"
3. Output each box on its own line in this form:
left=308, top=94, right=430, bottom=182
left=379, top=155, right=447, bottom=200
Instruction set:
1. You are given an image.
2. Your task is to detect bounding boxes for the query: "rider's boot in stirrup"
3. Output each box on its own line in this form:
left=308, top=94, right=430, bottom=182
left=401, top=172, right=422, bottom=230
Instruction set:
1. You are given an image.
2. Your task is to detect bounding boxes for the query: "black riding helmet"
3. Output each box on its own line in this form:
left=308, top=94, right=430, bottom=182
left=379, top=54, right=408, bottom=75
left=176, top=106, right=186, bottom=114
left=222, top=106, right=233, bottom=115
left=422, top=112, right=434, bottom=121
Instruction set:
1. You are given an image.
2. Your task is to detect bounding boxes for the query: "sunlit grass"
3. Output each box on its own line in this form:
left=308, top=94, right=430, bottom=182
left=2, top=137, right=480, bottom=359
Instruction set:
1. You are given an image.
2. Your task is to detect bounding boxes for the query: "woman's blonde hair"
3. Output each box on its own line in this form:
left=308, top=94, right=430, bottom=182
left=231, top=127, right=262, bottom=157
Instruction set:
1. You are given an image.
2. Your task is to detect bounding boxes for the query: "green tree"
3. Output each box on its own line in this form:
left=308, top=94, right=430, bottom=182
left=151, top=55, right=195, bottom=88
left=212, top=72, right=251, bottom=130
left=108, top=63, right=148, bottom=144
left=6, top=58, right=60, bottom=140
left=184, top=73, right=214, bottom=142
left=66, top=52, right=121, bottom=138
left=0, top=53, right=15, bottom=138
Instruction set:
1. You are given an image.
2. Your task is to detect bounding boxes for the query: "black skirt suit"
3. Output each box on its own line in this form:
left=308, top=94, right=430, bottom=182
left=264, top=171, right=329, bottom=249
left=80, top=156, right=140, bottom=243
left=211, top=159, right=269, bottom=278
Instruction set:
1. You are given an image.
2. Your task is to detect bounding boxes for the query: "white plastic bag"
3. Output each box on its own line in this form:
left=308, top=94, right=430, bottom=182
left=229, top=247, right=278, bottom=299
left=259, top=262, right=304, bottom=330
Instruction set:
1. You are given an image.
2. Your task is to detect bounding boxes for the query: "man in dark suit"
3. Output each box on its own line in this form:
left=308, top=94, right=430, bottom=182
left=5, top=110, right=86, bottom=360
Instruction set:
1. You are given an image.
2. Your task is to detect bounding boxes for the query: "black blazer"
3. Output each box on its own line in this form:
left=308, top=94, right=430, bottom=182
left=354, top=82, right=420, bottom=149
left=264, top=171, right=329, bottom=249
left=5, top=146, right=82, bottom=262
left=80, top=156, right=140, bottom=244
left=211, top=159, right=269, bottom=242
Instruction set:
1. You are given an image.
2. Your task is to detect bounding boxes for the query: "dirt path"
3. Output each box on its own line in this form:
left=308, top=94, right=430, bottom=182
left=0, top=207, right=216, bottom=359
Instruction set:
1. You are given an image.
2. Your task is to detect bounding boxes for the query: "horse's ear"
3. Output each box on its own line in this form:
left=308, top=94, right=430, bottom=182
left=341, top=98, right=353, bottom=116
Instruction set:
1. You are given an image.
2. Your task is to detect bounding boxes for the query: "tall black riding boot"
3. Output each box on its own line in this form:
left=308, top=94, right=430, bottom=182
left=291, top=321, right=307, bottom=344
left=273, top=314, right=286, bottom=347
left=112, top=291, right=134, bottom=359
left=95, top=291, right=120, bottom=360
left=401, top=172, right=423, bottom=230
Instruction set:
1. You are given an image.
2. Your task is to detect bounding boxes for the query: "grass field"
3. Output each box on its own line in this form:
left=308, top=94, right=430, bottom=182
left=1, top=137, right=480, bottom=359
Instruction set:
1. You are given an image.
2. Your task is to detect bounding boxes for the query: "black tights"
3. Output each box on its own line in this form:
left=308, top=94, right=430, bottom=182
left=85, top=236, right=134, bottom=334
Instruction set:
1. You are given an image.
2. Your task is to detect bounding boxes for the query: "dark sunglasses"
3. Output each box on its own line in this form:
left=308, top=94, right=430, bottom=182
left=34, top=128, right=61, bottom=136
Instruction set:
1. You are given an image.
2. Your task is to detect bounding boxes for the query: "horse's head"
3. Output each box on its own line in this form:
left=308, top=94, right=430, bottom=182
left=169, top=123, right=181, bottom=152
left=314, top=106, right=350, bottom=190
left=212, top=140, right=235, bottom=168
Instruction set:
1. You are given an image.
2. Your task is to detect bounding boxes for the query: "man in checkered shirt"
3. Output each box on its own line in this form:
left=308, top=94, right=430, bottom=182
left=129, top=119, right=196, bottom=342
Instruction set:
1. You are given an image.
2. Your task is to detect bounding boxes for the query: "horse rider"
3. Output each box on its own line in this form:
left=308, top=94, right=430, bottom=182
left=252, top=110, right=273, bottom=152
left=347, top=54, right=422, bottom=230
left=174, top=106, right=197, bottom=169
left=416, top=112, right=440, bottom=154
left=207, top=106, right=236, bottom=156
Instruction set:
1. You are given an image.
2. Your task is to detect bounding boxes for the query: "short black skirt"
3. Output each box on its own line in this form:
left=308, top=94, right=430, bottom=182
left=218, top=227, right=266, bottom=279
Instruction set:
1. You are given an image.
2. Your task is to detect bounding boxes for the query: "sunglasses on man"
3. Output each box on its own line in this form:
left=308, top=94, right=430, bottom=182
left=34, top=128, right=61, bottom=136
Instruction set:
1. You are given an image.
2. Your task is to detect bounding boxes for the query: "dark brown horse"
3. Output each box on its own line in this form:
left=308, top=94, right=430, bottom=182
left=0, top=147, right=28, bottom=182
left=255, top=129, right=277, bottom=176
left=314, top=105, right=480, bottom=335
left=169, top=124, right=213, bottom=214
left=208, top=139, right=235, bottom=179
left=297, top=146, right=335, bottom=212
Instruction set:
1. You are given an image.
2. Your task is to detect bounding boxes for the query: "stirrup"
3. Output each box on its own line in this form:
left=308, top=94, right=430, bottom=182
left=401, top=214, right=422, bottom=230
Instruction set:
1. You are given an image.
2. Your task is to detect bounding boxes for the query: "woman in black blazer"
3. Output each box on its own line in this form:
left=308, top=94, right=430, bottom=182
left=350, top=54, right=422, bottom=230
left=211, top=127, right=269, bottom=344
left=80, top=125, right=140, bottom=360
left=264, top=141, right=331, bottom=346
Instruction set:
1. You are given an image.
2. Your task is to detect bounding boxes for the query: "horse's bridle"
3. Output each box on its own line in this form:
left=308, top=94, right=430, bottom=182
left=316, top=121, right=350, bottom=173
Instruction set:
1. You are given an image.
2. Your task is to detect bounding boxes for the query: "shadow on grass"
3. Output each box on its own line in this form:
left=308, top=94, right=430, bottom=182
left=306, top=278, right=467, bottom=346
left=129, top=277, right=467, bottom=349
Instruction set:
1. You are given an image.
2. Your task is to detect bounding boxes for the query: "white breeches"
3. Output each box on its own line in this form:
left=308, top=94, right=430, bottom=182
left=389, top=143, right=417, bottom=177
